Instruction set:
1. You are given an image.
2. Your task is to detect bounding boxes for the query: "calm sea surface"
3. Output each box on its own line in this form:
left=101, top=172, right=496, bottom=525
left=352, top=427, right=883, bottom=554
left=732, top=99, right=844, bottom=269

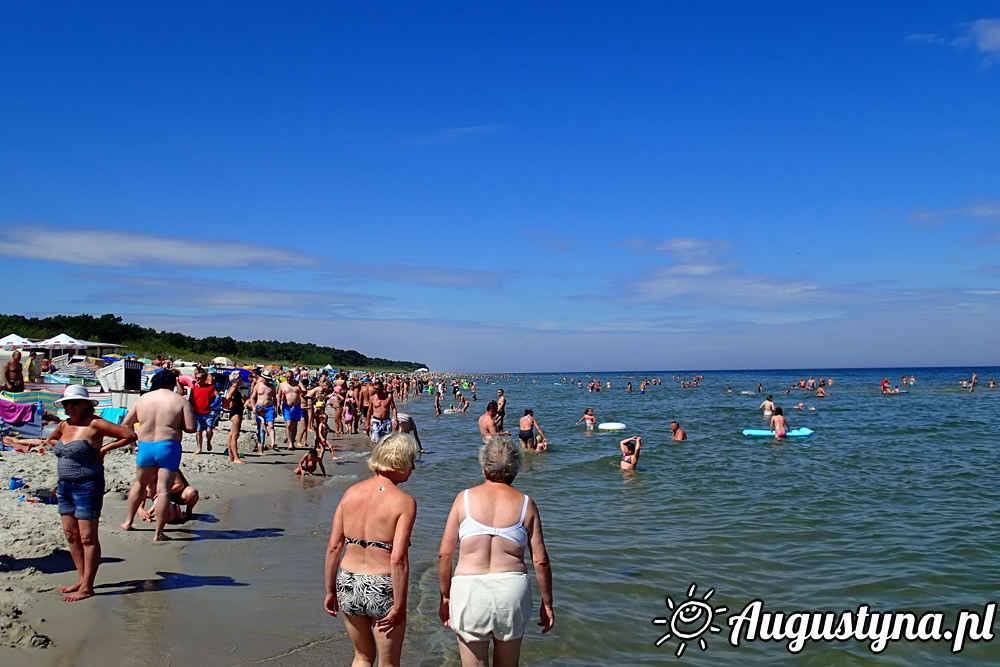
left=167, top=367, right=1000, bottom=666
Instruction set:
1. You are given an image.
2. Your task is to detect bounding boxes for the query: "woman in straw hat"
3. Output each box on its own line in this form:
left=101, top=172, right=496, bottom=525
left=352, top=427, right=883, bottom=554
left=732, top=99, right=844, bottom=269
left=47, top=384, right=136, bottom=601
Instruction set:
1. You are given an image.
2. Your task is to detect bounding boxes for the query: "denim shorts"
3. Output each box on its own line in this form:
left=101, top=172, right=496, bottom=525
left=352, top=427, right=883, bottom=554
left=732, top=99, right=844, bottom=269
left=195, top=412, right=219, bottom=431
left=57, top=478, right=105, bottom=519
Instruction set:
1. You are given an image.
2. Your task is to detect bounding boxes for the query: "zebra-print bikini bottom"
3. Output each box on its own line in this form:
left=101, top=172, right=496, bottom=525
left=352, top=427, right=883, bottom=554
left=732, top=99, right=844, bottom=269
left=336, top=568, right=393, bottom=618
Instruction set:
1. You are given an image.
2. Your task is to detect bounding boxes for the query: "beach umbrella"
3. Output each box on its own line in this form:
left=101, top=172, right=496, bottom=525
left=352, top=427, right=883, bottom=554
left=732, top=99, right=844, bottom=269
left=37, top=333, right=87, bottom=350
left=57, top=363, right=99, bottom=380
left=212, top=356, right=234, bottom=366
left=0, top=333, right=31, bottom=349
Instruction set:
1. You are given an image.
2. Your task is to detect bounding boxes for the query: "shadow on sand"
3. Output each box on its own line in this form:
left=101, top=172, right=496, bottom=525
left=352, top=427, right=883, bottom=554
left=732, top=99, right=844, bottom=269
left=0, top=552, right=124, bottom=574
left=95, top=571, right=249, bottom=596
left=172, top=526, right=285, bottom=541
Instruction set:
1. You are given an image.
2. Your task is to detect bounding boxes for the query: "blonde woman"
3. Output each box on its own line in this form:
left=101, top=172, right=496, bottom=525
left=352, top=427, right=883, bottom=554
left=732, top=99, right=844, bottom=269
left=324, top=433, right=418, bottom=667
left=223, top=371, right=246, bottom=464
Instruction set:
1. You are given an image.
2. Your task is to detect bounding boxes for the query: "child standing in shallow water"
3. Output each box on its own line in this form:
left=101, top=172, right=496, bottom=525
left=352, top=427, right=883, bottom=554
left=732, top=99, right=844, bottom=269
left=770, top=407, right=789, bottom=439
left=575, top=407, right=596, bottom=430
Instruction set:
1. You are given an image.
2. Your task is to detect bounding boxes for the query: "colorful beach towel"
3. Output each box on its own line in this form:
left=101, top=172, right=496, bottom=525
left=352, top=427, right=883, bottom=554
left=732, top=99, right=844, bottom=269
left=0, top=398, right=34, bottom=423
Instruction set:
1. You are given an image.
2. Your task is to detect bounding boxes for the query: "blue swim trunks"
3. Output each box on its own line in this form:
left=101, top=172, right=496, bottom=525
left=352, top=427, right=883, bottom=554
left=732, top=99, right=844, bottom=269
left=136, top=440, right=183, bottom=471
left=256, top=405, right=275, bottom=423
left=282, top=404, right=302, bottom=422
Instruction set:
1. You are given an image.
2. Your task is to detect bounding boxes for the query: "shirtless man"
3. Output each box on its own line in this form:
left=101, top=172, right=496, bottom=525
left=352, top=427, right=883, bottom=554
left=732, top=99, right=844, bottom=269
left=670, top=421, right=687, bottom=441
left=478, top=400, right=509, bottom=442
left=3, top=350, right=25, bottom=392
left=277, top=374, right=303, bottom=450
left=495, top=388, right=507, bottom=431
left=249, top=371, right=277, bottom=453
left=365, top=379, right=398, bottom=443
left=359, top=380, right=373, bottom=425
left=122, top=370, right=196, bottom=541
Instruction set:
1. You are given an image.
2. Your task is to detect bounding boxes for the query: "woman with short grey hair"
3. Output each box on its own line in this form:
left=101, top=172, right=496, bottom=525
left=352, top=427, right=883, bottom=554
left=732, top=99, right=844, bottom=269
left=438, top=435, right=554, bottom=666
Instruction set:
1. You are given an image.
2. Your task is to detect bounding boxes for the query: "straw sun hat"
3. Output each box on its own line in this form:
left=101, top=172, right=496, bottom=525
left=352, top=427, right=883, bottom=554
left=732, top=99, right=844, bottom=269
left=54, top=384, right=100, bottom=406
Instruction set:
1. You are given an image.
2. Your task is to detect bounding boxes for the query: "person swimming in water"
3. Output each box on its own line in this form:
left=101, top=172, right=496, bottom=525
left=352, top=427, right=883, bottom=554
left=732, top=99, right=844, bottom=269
left=620, top=435, right=642, bottom=471
left=759, top=395, right=775, bottom=416
left=770, top=407, right=789, bottom=439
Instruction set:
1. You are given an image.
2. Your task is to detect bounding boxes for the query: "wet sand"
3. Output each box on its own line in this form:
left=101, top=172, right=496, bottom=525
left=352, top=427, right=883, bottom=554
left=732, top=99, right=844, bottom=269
left=1, top=420, right=374, bottom=666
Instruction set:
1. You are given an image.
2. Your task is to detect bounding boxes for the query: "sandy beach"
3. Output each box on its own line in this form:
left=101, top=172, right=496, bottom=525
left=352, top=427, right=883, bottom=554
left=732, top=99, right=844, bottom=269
left=0, top=417, right=366, bottom=666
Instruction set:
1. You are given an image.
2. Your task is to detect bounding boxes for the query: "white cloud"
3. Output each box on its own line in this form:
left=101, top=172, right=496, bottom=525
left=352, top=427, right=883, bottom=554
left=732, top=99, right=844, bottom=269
left=909, top=18, right=1000, bottom=64
left=960, top=18, right=1000, bottom=56
left=0, top=225, right=312, bottom=268
left=72, top=272, right=380, bottom=315
left=909, top=202, right=1000, bottom=223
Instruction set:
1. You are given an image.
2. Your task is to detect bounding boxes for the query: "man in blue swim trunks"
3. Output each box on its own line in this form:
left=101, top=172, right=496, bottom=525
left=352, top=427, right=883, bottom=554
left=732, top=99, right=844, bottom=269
left=249, top=370, right=278, bottom=453
left=122, top=369, right=196, bottom=542
left=277, top=373, right=303, bottom=450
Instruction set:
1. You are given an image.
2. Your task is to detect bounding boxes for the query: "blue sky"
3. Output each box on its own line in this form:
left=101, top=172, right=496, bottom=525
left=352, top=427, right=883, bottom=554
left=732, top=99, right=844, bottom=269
left=1, top=2, right=998, bottom=372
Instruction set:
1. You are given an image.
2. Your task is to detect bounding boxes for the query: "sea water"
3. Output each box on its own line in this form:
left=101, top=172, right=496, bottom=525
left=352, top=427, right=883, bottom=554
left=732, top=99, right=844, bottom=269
left=85, top=367, right=1000, bottom=666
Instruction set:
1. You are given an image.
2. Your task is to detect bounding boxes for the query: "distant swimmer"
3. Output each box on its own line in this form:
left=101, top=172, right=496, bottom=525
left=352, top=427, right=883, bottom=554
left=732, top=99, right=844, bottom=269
left=620, top=436, right=642, bottom=471
left=759, top=395, right=775, bottom=416
left=816, top=386, right=827, bottom=398
left=670, top=421, right=687, bottom=441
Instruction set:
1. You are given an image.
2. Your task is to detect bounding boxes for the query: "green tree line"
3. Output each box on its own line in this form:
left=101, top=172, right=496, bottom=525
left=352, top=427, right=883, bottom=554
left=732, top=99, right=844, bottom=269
left=0, top=313, right=426, bottom=371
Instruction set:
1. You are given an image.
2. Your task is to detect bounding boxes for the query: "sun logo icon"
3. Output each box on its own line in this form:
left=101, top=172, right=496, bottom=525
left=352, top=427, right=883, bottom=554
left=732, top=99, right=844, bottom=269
left=652, top=583, right=728, bottom=657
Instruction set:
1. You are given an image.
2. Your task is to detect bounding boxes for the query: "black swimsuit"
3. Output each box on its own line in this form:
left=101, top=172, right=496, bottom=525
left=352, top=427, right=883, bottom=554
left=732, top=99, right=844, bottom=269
left=228, top=389, right=244, bottom=419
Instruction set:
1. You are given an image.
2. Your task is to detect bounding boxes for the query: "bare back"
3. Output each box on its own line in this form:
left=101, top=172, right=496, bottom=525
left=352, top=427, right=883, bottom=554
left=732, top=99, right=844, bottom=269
left=452, top=483, right=537, bottom=575
left=125, top=389, right=195, bottom=441
left=337, top=477, right=415, bottom=575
